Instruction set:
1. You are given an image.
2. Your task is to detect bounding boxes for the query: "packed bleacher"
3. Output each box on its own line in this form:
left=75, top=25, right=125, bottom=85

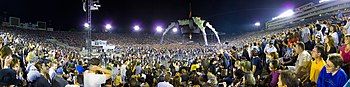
left=0, top=13, right=350, bottom=87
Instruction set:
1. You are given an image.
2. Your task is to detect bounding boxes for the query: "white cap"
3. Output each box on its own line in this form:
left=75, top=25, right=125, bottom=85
left=141, top=74, right=146, bottom=79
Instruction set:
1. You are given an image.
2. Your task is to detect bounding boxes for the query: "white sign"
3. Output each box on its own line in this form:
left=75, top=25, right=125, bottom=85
left=103, top=45, right=115, bottom=50
left=91, top=40, right=107, bottom=46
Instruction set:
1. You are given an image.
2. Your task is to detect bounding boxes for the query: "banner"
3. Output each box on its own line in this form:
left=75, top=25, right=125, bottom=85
left=92, top=40, right=107, bottom=46
left=103, top=45, right=115, bottom=50
left=9, top=17, right=20, bottom=26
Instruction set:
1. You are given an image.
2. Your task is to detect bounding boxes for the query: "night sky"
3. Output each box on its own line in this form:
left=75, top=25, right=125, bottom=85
left=0, top=0, right=316, bottom=34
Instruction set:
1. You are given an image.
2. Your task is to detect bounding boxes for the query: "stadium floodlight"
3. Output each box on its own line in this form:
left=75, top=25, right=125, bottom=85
left=156, top=26, right=163, bottom=32
left=272, top=9, right=294, bottom=20
left=133, top=25, right=141, bottom=31
left=172, top=28, right=178, bottom=33
left=105, top=24, right=112, bottom=30
left=84, top=23, right=90, bottom=28
left=254, top=22, right=261, bottom=26
left=319, top=0, right=334, bottom=3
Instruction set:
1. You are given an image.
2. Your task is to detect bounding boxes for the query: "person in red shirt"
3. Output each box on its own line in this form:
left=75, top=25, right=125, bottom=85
left=340, top=34, right=350, bottom=76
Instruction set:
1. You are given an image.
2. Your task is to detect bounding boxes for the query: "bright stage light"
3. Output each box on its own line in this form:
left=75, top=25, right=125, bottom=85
left=156, top=26, right=163, bottom=32
left=172, top=28, right=178, bottom=32
left=133, top=25, right=141, bottom=31
left=105, top=24, right=112, bottom=30
left=272, top=9, right=294, bottom=20
left=319, top=0, right=334, bottom=3
left=84, top=23, right=89, bottom=28
left=254, top=22, right=261, bottom=26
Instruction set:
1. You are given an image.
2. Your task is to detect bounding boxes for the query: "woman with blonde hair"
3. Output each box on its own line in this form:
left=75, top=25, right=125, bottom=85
left=0, top=46, right=12, bottom=69
left=240, top=60, right=256, bottom=86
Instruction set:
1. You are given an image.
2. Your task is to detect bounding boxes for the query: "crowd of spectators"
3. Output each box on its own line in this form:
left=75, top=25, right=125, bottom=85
left=0, top=13, right=350, bottom=87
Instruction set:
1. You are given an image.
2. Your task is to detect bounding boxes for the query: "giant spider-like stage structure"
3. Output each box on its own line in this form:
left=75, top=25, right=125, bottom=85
left=160, top=0, right=221, bottom=46
left=160, top=17, right=221, bottom=45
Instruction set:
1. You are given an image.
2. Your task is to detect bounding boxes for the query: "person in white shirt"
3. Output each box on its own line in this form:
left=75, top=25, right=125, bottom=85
left=315, top=24, right=325, bottom=44
left=174, top=62, right=180, bottom=72
left=321, top=22, right=329, bottom=34
left=26, top=57, right=40, bottom=82
left=264, top=41, right=277, bottom=63
left=120, top=62, right=127, bottom=83
left=291, top=42, right=312, bottom=83
left=48, top=62, right=58, bottom=81
left=293, top=42, right=312, bottom=71
left=343, top=17, right=350, bottom=34
left=329, top=25, right=339, bottom=46
left=301, top=26, right=311, bottom=43
left=156, top=76, right=174, bottom=87
left=84, top=58, right=111, bottom=87
left=247, top=44, right=252, bottom=58
left=251, top=43, right=260, bottom=52
left=111, top=63, right=119, bottom=80
left=264, top=41, right=277, bottom=55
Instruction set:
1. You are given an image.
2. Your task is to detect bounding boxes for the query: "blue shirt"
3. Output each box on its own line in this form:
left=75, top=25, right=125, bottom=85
left=135, top=65, right=142, bottom=75
left=76, top=65, right=85, bottom=74
left=317, top=67, right=348, bottom=87
left=344, top=79, right=350, bottom=87
left=251, top=57, right=262, bottom=76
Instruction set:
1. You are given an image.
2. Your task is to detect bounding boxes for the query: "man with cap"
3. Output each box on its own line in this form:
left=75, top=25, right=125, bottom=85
left=264, top=41, right=277, bottom=64
left=51, top=67, right=68, bottom=87
left=25, top=56, right=41, bottom=84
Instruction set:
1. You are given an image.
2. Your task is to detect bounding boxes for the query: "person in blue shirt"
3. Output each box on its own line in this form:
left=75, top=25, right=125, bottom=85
left=317, top=53, right=348, bottom=87
left=344, top=79, right=350, bottom=87
left=251, top=48, right=262, bottom=79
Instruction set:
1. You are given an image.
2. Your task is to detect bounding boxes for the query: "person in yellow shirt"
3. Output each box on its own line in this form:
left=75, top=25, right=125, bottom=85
left=113, top=73, right=122, bottom=86
left=310, top=45, right=326, bottom=84
left=190, top=59, right=200, bottom=71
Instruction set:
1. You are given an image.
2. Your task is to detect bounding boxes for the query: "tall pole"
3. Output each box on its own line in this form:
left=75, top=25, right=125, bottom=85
left=189, top=0, right=192, bottom=18
left=83, top=0, right=99, bottom=59
left=87, top=0, right=92, bottom=59
left=188, top=0, right=192, bottom=40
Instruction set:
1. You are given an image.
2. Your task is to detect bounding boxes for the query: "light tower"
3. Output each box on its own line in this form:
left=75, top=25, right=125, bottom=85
left=83, top=0, right=100, bottom=59
left=133, top=25, right=141, bottom=31
left=254, top=22, right=261, bottom=27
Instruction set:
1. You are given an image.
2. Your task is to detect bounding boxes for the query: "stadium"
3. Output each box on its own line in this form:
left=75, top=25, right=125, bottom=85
left=0, top=0, right=350, bottom=87
left=266, top=0, right=350, bottom=30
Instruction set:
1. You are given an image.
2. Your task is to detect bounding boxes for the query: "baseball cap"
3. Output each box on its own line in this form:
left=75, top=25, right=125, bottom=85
left=56, top=67, right=64, bottom=75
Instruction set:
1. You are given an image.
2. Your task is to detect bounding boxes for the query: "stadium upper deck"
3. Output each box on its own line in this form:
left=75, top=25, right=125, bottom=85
left=266, top=0, right=350, bottom=30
